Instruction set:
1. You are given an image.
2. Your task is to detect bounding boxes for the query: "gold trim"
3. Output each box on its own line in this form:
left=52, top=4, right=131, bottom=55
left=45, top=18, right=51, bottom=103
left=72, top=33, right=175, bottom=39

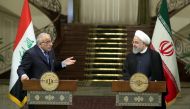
left=85, top=63, right=123, bottom=65
left=89, top=28, right=126, bottom=31
left=85, top=57, right=125, bottom=60
left=8, top=93, right=27, bottom=108
left=85, top=74, right=123, bottom=77
left=88, top=38, right=127, bottom=40
left=84, top=68, right=122, bottom=71
left=89, top=33, right=127, bottom=35
left=86, top=52, right=126, bottom=55
left=86, top=47, right=126, bottom=50
left=166, top=92, right=180, bottom=106
left=84, top=79, right=120, bottom=82
left=87, top=42, right=127, bottom=45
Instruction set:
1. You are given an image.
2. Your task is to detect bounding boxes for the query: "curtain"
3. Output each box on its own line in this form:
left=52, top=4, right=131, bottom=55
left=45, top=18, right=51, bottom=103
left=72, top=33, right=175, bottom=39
left=137, top=0, right=150, bottom=25
left=80, top=0, right=139, bottom=25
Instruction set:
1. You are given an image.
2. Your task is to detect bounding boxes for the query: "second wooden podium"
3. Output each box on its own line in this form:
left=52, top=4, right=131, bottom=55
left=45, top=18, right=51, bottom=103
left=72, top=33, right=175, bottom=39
left=112, top=80, right=166, bottom=109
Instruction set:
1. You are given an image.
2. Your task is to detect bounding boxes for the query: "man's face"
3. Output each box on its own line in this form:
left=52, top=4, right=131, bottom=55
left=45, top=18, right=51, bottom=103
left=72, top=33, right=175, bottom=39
left=132, top=36, right=146, bottom=54
left=39, top=35, right=53, bottom=52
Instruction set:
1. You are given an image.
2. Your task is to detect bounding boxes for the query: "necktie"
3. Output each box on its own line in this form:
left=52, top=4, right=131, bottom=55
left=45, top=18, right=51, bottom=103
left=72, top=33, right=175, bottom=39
left=44, top=52, right=49, bottom=64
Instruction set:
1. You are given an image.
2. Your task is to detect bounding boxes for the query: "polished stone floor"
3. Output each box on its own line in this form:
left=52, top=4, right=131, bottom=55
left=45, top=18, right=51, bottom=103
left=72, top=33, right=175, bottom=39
left=167, top=82, right=190, bottom=109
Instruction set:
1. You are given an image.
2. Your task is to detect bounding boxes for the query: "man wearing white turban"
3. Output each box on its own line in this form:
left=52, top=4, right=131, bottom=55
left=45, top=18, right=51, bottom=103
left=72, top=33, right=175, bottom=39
left=132, top=30, right=150, bottom=54
left=123, top=30, right=166, bottom=109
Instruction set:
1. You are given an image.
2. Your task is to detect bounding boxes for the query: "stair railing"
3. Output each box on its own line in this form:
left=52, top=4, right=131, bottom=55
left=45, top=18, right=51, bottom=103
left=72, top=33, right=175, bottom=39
left=0, top=43, right=13, bottom=74
left=0, top=0, right=62, bottom=75
left=29, top=0, right=62, bottom=39
left=172, top=29, right=190, bottom=74
left=156, top=0, right=190, bottom=16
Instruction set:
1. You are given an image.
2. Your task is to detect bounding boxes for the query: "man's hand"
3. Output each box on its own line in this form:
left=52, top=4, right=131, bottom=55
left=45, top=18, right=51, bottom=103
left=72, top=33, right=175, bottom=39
left=63, top=56, right=76, bottom=65
left=21, top=74, right=29, bottom=82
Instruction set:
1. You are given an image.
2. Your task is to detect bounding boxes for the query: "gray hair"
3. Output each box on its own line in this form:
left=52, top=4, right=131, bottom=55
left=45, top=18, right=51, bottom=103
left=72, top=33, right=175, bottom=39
left=36, top=33, right=50, bottom=45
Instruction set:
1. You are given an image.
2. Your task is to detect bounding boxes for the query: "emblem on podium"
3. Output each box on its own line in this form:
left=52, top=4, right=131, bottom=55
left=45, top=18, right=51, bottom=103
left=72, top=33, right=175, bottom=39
left=40, top=72, right=59, bottom=91
left=129, top=73, right=149, bottom=92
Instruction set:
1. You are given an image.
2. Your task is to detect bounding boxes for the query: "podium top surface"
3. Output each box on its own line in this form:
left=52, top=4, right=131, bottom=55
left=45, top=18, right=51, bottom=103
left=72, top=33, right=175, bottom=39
left=22, top=80, right=77, bottom=91
left=112, top=81, right=166, bottom=92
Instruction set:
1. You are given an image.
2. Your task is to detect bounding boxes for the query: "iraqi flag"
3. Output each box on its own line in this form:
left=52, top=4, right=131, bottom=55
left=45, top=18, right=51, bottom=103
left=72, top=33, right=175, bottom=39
left=8, top=0, right=36, bottom=107
left=150, top=0, right=181, bottom=106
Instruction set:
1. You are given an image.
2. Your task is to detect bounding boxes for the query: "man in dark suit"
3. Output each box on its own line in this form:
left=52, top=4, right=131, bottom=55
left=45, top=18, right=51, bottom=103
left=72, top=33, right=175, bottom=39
left=123, top=30, right=166, bottom=109
left=17, top=32, right=76, bottom=80
left=17, top=33, right=76, bottom=109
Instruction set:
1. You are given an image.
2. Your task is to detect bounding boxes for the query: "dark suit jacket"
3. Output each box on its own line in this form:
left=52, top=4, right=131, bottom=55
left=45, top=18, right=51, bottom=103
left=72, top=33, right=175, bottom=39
left=17, top=45, right=62, bottom=79
left=123, top=48, right=165, bottom=81
left=123, top=48, right=166, bottom=109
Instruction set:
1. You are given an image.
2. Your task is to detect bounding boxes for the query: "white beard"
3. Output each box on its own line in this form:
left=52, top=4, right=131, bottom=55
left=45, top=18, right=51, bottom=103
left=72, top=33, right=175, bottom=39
left=132, top=47, right=142, bottom=54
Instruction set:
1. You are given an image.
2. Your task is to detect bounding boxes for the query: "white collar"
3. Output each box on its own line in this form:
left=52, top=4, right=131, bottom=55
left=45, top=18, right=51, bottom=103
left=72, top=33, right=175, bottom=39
left=140, top=47, right=148, bottom=54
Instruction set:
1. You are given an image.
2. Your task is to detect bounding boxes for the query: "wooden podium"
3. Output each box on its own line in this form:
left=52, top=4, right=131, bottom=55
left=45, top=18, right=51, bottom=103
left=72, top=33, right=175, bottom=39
left=112, top=81, right=166, bottom=109
left=22, top=80, right=77, bottom=109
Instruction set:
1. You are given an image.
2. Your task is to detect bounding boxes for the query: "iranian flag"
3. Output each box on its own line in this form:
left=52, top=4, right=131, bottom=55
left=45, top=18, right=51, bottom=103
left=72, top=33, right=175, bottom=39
left=9, top=0, right=36, bottom=107
left=151, top=0, right=181, bottom=106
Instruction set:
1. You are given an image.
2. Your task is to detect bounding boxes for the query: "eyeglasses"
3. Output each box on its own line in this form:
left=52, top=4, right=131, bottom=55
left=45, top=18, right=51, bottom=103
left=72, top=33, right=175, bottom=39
left=41, top=40, right=52, bottom=44
left=132, top=41, right=142, bottom=44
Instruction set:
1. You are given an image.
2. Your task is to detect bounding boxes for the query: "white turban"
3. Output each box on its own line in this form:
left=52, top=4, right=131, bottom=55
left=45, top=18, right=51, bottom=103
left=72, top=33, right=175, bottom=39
left=135, top=30, right=150, bottom=45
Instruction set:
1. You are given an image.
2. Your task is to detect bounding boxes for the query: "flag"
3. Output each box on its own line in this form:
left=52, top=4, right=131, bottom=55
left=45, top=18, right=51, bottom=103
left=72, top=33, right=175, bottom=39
left=150, top=0, right=181, bottom=106
left=9, top=0, right=36, bottom=107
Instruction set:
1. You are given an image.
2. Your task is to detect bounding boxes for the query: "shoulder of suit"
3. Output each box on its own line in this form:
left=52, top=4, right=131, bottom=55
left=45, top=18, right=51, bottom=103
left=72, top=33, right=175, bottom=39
left=126, top=52, right=135, bottom=58
left=148, top=48, right=161, bottom=58
left=25, top=45, right=38, bottom=54
left=147, top=48, right=158, bottom=54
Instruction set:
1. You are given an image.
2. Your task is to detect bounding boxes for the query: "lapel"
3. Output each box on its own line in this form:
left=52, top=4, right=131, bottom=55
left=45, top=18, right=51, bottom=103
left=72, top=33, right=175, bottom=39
left=35, top=45, right=50, bottom=65
left=35, top=45, right=55, bottom=71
